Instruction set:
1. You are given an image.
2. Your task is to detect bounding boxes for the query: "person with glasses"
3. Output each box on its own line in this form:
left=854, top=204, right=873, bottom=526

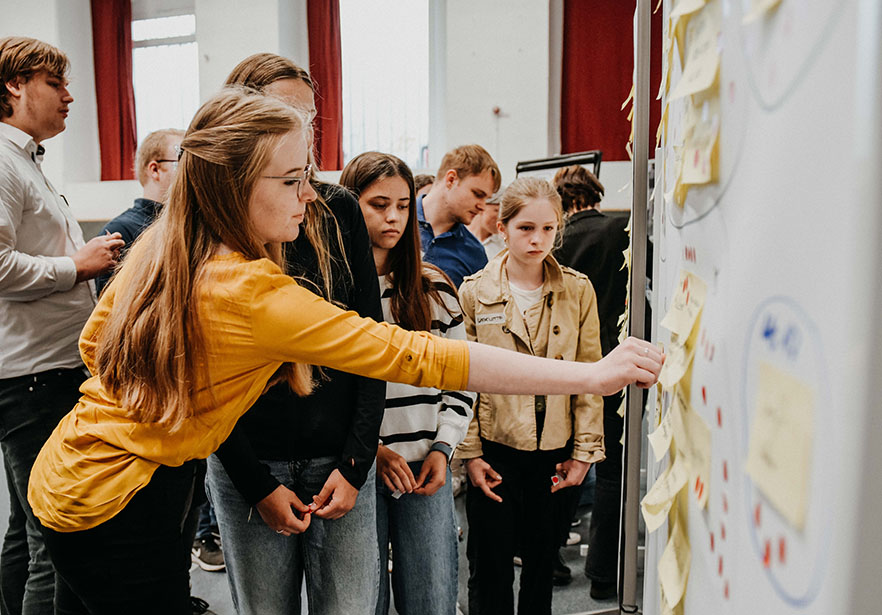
left=205, top=54, right=387, bottom=615
left=94, top=128, right=184, bottom=295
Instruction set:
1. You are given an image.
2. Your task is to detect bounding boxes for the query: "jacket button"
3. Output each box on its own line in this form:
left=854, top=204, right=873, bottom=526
left=547, top=296, right=553, bottom=307
left=555, top=354, right=563, bottom=360
left=552, top=325, right=560, bottom=335
left=502, top=325, right=510, bottom=334
left=406, top=354, right=413, bottom=361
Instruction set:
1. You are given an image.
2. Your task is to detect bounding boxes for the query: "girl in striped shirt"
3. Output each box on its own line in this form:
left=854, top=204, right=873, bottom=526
left=341, top=152, right=474, bottom=615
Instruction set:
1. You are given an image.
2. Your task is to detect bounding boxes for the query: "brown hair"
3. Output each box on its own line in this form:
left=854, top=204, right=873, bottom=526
left=224, top=53, right=314, bottom=92
left=340, top=152, right=454, bottom=331
left=135, top=128, right=185, bottom=185
left=552, top=165, right=605, bottom=213
left=96, top=88, right=314, bottom=430
left=0, top=37, right=69, bottom=119
left=413, top=174, right=434, bottom=193
left=436, top=145, right=502, bottom=193
left=224, top=53, right=350, bottom=304
left=499, top=176, right=564, bottom=228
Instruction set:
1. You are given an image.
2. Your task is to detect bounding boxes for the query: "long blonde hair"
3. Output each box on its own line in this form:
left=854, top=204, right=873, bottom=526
left=95, top=88, right=314, bottom=430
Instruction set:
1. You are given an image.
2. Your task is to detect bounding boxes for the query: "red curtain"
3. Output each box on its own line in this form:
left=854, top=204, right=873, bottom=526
left=306, top=0, right=344, bottom=170
left=561, top=0, right=662, bottom=161
left=90, top=0, right=137, bottom=180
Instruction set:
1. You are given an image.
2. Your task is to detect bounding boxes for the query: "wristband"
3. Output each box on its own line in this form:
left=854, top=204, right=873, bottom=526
left=430, top=441, right=454, bottom=463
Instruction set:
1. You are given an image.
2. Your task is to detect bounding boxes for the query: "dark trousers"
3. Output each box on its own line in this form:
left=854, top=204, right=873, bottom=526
left=0, top=368, right=85, bottom=615
left=41, top=461, right=199, bottom=615
left=585, top=394, right=625, bottom=585
left=466, top=442, right=568, bottom=615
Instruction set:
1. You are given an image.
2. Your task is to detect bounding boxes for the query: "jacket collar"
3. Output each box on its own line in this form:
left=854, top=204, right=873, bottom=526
left=475, top=252, right=565, bottom=305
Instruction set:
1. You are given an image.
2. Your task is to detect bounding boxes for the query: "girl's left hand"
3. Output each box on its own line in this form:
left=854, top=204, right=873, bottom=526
left=551, top=459, right=591, bottom=493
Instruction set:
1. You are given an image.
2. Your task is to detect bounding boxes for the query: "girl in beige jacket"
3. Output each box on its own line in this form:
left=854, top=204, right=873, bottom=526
left=457, top=177, right=605, bottom=615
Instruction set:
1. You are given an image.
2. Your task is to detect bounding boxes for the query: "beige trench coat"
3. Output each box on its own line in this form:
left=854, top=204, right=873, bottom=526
left=455, top=253, right=605, bottom=464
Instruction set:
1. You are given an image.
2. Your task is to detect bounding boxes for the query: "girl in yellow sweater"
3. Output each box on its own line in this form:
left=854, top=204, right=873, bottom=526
left=27, top=88, right=661, bottom=614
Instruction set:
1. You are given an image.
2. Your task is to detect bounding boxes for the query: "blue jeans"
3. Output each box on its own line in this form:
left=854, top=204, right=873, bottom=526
left=206, top=455, right=379, bottom=615
left=375, top=462, right=458, bottom=615
left=0, top=368, right=85, bottom=615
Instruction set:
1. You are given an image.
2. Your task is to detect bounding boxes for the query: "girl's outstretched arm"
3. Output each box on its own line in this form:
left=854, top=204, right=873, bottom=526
left=465, top=336, right=663, bottom=396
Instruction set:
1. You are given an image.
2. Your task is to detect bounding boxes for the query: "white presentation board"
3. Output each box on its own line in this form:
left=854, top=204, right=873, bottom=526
left=642, top=0, right=882, bottom=613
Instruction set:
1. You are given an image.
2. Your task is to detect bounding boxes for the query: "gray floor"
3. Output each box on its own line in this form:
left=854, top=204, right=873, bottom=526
left=190, top=495, right=633, bottom=615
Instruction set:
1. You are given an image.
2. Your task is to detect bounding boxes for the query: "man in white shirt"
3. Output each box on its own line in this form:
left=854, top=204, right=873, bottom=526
left=0, top=36, right=123, bottom=613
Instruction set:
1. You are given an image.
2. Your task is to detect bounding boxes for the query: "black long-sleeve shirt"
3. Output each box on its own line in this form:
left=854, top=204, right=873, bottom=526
left=214, top=184, right=385, bottom=504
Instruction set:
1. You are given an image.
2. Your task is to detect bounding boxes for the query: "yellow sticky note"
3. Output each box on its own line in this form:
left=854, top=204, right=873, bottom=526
left=743, top=0, right=783, bottom=24
left=671, top=388, right=712, bottom=509
left=670, top=0, right=721, bottom=101
left=745, top=362, right=815, bottom=530
left=660, top=270, right=707, bottom=338
left=658, top=516, right=691, bottom=609
left=658, top=319, right=699, bottom=389
left=670, top=0, right=707, bottom=20
left=680, top=96, right=720, bottom=185
left=660, top=585, right=685, bottom=615
left=641, top=454, right=690, bottom=533
left=648, top=399, right=676, bottom=462
left=622, top=84, right=635, bottom=110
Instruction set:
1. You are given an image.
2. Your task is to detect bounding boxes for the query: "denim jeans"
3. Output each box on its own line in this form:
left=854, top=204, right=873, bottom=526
left=206, top=455, right=379, bottom=615
left=375, top=461, right=457, bottom=615
left=0, top=368, right=85, bottom=615
left=41, top=461, right=199, bottom=615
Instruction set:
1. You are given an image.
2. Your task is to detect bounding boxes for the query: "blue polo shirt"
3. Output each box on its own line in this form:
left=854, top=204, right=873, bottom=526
left=417, top=195, right=488, bottom=289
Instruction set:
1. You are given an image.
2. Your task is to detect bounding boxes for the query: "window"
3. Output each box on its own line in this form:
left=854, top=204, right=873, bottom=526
left=131, top=14, right=199, bottom=146
left=340, top=0, right=430, bottom=170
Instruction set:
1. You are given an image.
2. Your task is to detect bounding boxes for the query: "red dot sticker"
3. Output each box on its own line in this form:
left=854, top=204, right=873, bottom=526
left=754, top=503, right=762, bottom=527
left=779, top=537, right=787, bottom=564
left=724, top=580, right=730, bottom=599
left=722, top=494, right=728, bottom=513
left=718, top=555, right=724, bottom=576
left=721, top=523, right=726, bottom=541
left=710, top=532, right=715, bottom=551
left=763, top=540, right=771, bottom=568
left=716, top=407, right=722, bottom=427
left=702, top=386, right=707, bottom=404
left=723, top=460, right=728, bottom=482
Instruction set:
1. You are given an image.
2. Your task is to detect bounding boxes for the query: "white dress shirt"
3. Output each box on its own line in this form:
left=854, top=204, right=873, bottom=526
left=0, top=122, right=94, bottom=378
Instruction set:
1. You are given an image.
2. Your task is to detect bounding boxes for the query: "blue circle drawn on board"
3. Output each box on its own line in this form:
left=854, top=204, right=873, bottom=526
left=740, top=295, right=832, bottom=608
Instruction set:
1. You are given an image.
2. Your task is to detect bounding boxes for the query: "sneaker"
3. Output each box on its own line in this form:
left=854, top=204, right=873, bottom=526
left=566, top=531, right=581, bottom=546
left=192, top=536, right=225, bottom=572
left=570, top=517, right=582, bottom=527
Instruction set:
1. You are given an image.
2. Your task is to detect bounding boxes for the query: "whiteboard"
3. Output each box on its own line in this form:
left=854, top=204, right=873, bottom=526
left=643, top=0, right=882, bottom=613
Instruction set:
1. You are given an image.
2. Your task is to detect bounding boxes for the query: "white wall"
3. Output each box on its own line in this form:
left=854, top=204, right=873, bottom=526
left=438, top=0, right=552, bottom=184
left=195, top=0, right=309, bottom=101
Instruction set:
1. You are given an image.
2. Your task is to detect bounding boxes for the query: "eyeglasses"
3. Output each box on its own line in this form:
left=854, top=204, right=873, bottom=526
left=155, top=159, right=178, bottom=170
left=262, top=164, right=313, bottom=199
